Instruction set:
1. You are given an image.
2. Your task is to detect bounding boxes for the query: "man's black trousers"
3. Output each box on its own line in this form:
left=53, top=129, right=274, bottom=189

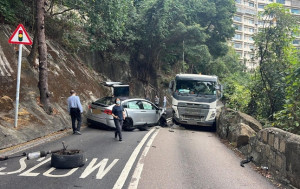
left=70, top=108, right=81, bottom=132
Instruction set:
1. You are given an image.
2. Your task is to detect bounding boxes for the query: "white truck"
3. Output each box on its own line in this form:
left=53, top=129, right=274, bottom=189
left=169, top=74, right=223, bottom=130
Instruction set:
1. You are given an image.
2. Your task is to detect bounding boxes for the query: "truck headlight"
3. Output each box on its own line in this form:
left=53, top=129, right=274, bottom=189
left=209, top=111, right=216, bottom=119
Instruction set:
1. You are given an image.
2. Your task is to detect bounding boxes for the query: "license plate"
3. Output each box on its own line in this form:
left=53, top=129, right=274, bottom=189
left=92, top=109, right=102, bottom=114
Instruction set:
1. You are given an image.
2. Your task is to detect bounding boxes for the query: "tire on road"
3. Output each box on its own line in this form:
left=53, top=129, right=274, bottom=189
left=123, top=118, right=136, bottom=131
left=51, top=150, right=85, bottom=169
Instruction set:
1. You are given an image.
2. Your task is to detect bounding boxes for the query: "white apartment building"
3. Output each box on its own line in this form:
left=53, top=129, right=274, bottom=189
left=232, top=0, right=300, bottom=68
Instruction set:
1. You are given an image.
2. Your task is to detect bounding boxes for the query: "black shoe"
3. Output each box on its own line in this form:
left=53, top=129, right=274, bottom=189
left=119, top=139, right=122, bottom=141
left=115, top=133, right=117, bottom=139
left=73, top=131, right=76, bottom=134
left=75, top=131, right=82, bottom=135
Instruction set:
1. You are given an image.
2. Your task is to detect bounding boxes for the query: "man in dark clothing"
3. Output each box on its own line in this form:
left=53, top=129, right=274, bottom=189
left=67, top=90, right=83, bottom=135
left=112, top=98, right=125, bottom=141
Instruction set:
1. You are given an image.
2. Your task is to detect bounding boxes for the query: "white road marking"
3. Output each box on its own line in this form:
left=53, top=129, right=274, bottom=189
left=19, top=158, right=51, bottom=177
left=37, top=157, right=46, bottom=162
left=80, top=158, right=119, bottom=179
left=43, top=167, right=79, bottom=177
left=0, top=157, right=27, bottom=175
left=113, top=129, right=155, bottom=189
left=128, top=129, right=159, bottom=189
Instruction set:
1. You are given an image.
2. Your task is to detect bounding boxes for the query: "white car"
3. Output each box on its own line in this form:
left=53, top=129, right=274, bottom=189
left=87, top=97, right=164, bottom=131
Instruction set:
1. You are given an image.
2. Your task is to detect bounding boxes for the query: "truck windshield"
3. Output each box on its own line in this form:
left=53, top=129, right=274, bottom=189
left=175, top=80, right=216, bottom=96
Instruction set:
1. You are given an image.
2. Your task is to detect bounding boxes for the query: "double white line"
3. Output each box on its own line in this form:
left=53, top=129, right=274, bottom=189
left=113, top=128, right=160, bottom=189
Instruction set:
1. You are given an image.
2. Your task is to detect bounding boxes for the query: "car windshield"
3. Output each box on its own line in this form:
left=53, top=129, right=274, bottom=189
left=175, top=80, right=216, bottom=96
left=93, top=97, right=115, bottom=106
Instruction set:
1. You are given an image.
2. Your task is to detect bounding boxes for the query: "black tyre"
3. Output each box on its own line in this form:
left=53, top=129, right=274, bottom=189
left=158, top=116, right=167, bottom=127
left=211, top=121, right=217, bottom=132
left=123, top=118, right=136, bottom=131
left=51, top=150, right=85, bottom=169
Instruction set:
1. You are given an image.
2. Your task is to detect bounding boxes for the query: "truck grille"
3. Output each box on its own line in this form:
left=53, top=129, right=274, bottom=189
left=177, top=103, right=209, bottom=120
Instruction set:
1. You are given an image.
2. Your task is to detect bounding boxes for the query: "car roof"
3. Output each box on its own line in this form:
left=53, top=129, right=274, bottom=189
left=123, top=98, right=151, bottom=102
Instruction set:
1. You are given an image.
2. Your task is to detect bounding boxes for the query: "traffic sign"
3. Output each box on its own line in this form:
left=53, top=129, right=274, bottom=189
left=8, top=24, right=32, bottom=45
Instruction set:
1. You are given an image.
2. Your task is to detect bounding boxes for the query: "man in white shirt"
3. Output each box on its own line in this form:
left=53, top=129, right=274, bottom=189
left=67, top=90, right=83, bottom=135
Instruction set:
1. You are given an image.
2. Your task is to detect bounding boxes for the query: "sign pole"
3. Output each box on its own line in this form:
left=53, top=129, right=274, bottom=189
left=14, top=44, right=23, bottom=128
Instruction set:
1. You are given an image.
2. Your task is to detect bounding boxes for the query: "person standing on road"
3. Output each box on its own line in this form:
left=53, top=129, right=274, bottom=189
left=155, top=95, right=160, bottom=107
left=163, top=96, right=167, bottom=111
left=67, top=90, right=83, bottom=135
left=112, top=98, right=125, bottom=141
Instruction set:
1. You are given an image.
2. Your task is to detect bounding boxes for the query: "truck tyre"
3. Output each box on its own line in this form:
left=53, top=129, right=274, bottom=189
left=123, top=118, right=136, bottom=131
left=51, top=150, right=85, bottom=169
left=211, top=122, right=217, bottom=132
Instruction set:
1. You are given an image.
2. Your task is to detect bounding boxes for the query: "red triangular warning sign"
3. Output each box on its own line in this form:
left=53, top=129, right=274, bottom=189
left=8, top=24, right=33, bottom=45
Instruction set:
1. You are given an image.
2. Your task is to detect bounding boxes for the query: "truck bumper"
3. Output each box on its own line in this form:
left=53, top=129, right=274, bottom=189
left=173, top=116, right=215, bottom=126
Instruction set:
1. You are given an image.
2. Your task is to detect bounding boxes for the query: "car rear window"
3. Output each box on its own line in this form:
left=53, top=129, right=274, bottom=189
left=92, top=97, right=115, bottom=106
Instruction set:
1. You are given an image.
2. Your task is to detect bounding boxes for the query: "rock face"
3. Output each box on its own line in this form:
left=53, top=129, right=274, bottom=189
left=0, top=24, right=110, bottom=150
left=217, top=107, right=300, bottom=188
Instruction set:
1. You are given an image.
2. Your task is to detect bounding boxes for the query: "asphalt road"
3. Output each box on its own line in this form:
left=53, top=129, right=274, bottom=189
left=0, top=125, right=278, bottom=189
left=136, top=126, right=276, bottom=189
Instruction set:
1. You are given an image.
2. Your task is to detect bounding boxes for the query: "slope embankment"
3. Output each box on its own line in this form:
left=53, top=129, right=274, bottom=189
left=0, top=24, right=110, bottom=150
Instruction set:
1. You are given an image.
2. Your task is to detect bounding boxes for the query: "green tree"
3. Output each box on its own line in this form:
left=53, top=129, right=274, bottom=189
left=251, top=3, right=299, bottom=120
left=132, top=0, right=236, bottom=83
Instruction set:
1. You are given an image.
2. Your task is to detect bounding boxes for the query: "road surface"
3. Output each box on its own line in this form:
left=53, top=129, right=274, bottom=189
left=0, top=125, right=277, bottom=189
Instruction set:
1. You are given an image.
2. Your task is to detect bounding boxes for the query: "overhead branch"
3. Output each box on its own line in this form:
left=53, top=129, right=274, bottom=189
left=51, top=8, right=74, bottom=16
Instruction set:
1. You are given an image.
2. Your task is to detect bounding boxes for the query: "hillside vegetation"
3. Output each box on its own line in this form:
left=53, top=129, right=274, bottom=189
left=0, top=1, right=299, bottom=135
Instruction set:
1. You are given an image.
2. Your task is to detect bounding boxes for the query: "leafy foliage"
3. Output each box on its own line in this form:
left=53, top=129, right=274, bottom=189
left=250, top=3, right=299, bottom=121
left=0, top=0, right=31, bottom=25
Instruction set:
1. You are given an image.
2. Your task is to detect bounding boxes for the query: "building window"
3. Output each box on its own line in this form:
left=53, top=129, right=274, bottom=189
left=276, top=0, right=285, bottom=4
left=269, top=0, right=273, bottom=2
left=249, top=2, right=255, bottom=7
left=249, top=27, right=255, bottom=33
left=258, top=4, right=265, bottom=9
left=234, top=34, right=242, bottom=40
left=234, top=16, right=242, bottom=22
left=250, top=44, right=254, bottom=49
left=234, top=43, right=242, bottom=49
left=234, top=24, right=242, bottom=31
left=293, top=40, right=300, bottom=45
left=236, top=51, right=242, bottom=57
left=291, top=9, right=300, bottom=14
left=235, top=0, right=241, bottom=3
left=248, top=19, right=254, bottom=24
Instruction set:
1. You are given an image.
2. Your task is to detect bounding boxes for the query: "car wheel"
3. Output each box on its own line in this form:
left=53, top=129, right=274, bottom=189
left=123, top=118, right=136, bottom=131
left=158, top=116, right=167, bottom=127
left=51, top=150, right=85, bottom=169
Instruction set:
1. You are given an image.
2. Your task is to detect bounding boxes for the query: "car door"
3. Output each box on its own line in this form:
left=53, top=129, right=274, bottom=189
left=141, top=100, right=159, bottom=125
left=124, top=100, right=144, bottom=125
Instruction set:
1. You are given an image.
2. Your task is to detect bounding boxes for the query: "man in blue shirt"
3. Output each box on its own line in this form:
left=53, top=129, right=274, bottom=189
left=67, top=90, right=83, bottom=135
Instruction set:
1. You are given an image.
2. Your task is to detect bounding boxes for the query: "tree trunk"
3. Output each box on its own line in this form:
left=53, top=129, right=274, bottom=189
left=37, top=0, right=52, bottom=114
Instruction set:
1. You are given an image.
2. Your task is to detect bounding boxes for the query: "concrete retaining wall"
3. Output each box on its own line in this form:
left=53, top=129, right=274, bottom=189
left=217, top=108, right=300, bottom=188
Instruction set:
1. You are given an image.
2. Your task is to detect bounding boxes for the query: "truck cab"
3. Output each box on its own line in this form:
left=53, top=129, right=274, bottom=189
left=169, top=74, right=223, bottom=129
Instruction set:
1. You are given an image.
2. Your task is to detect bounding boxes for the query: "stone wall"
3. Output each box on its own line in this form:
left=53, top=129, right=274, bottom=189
left=217, top=108, right=300, bottom=188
